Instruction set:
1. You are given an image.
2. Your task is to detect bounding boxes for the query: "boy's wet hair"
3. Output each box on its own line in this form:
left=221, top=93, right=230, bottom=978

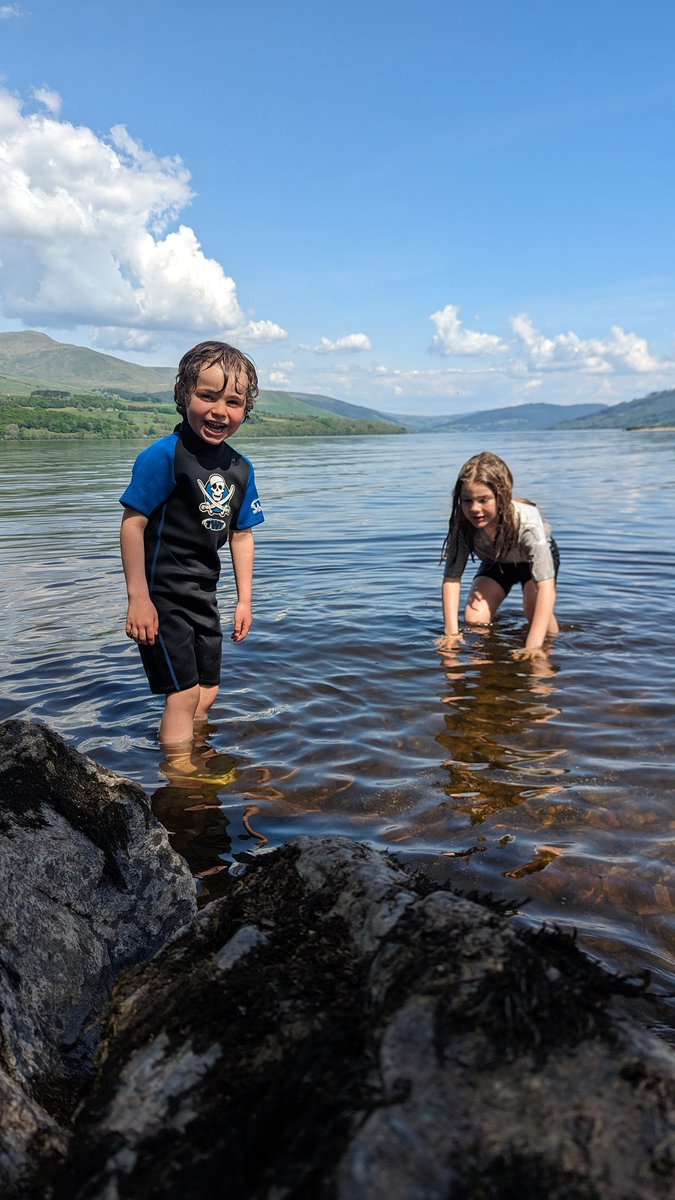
left=174, top=341, right=259, bottom=419
left=441, top=450, right=519, bottom=565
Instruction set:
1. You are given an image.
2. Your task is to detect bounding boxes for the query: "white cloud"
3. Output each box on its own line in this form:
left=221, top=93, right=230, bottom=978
left=429, top=304, right=508, bottom=356
left=511, top=313, right=663, bottom=374
left=268, top=370, right=291, bottom=386
left=238, top=319, right=288, bottom=343
left=0, top=85, right=287, bottom=346
left=32, top=87, right=62, bottom=115
left=427, top=301, right=668, bottom=379
left=303, top=332, right=372, bottom=354
left=0, top=5, right=23, bottom=17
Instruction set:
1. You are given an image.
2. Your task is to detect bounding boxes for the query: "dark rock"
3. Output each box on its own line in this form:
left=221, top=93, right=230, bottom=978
left=54, top=836, right=675, bottom=1200
left=0, top=719, right=197, bottom=1197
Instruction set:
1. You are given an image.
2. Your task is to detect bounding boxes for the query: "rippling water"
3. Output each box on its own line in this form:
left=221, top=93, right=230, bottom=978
left=2, top=430, right=674, bottom=1025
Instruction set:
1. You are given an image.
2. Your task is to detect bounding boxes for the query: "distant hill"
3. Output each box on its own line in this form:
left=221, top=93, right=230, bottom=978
left=287, top=391, right=396, bottom=424
left=555, top=389, right=675, bottom=429
left=430, top=402, right=608, bottom=432
left=0, top=331, right=403, bottom=440
left=0, top=331, right=176, bottom=396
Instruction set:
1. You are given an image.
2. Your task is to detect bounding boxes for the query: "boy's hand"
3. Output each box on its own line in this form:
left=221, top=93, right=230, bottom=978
left=232, top=601, right=252, bottom=642
left=126, top=599, right=159, bottom=645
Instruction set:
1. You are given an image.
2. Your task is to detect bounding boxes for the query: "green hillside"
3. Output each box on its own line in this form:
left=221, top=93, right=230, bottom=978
left=0, top=389, right=402, bottom=440
left=0, top=333, right=403, bottom=439
left=429, top=401, right=607, bottom=432
left=0, top=331, right=175, bottom=394
left=556, top=389, right=675, bottom=429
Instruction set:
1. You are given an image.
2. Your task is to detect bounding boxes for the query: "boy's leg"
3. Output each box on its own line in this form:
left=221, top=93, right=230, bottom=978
left=465, top=575, right=507, bottom=625
left=195, top=684, right=219, bottom=720
left=159, top=684, right=201, bottom=746
left=522, top=579, right=559, bottom=634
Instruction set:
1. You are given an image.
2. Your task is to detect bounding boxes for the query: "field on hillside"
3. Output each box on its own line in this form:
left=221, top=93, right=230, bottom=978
left=0, top=390, right=403, bottom=440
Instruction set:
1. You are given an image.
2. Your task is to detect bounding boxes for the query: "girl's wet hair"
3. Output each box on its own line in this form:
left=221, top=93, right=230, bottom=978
left=174, top=341, right=259, bottom=419
left=441, top=450, right=519, bottom=565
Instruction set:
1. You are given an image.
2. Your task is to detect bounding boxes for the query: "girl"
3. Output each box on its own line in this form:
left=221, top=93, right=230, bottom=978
left=440, top=451, right=559, bottom=659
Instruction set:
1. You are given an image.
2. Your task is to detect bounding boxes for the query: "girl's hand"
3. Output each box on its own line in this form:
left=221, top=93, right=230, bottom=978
left=436, top=632, right=464, bottom=651
left=512, top=645, right=547, bottom=662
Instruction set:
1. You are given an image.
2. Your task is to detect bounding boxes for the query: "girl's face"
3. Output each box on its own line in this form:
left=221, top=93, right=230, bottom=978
left=460, top=478, right=498, bottom=536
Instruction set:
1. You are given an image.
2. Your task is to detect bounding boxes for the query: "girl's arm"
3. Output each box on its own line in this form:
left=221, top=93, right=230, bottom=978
left=522, top=577, right=557, bottom=655
left=229, top=528, right=255, bottom=642
left=442, top=578, right=462, bottom=637
left=120, top=508, right=159, bottom=645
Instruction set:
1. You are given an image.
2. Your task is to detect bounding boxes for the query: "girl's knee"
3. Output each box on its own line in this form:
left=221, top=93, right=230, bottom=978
left=465, top=595, right=492, bottom=625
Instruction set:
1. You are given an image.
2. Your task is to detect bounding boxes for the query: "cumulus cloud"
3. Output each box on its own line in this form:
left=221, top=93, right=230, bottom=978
left=32, top=87, right=62, bottom=115
left=238, top=319, right=288, bottom=343
left=429, top=304, right=508, bottom=356
left=511, top=313, right=663, bottom=374
left=428, top=301, right=668, bottom=379
left=0, top=85, right=286, bottom=346
left=303, top=332, right=372, bottom=354
left=268, top=370, right=291, bottom=386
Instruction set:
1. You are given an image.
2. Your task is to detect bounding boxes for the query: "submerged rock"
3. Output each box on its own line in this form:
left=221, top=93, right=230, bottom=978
left=0, top=718, right=197, bottom=1197
left=55, top=836, right=675, bottom=1200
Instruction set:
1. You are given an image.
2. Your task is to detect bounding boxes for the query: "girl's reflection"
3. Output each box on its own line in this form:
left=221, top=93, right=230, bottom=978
left=435, top=630, right=567, bottom=874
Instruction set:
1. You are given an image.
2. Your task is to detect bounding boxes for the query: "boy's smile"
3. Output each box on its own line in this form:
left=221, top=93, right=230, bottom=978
left=186, top=362, right=248, bottom=444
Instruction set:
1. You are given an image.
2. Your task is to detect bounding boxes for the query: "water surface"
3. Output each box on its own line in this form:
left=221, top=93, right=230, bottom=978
left=2, top=430, right=674, bottom=1025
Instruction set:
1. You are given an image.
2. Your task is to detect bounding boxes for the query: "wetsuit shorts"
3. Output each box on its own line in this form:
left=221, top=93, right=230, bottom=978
left=139, top=596, right=222, bottom=695
left=474, top=538, right=560, bottom=596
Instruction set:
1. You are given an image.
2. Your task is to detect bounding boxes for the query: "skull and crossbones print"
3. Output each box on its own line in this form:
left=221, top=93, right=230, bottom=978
left=198, top=473, right=235, bottom=519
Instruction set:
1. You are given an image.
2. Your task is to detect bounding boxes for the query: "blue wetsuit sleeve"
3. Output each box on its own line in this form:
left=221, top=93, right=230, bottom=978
left=119, top=435, right=177, bottom=515
left=232, top=460, right=265, bottom=530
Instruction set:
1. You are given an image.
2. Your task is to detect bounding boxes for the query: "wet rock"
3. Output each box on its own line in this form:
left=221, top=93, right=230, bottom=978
left=55, top=836, right=675, bottom=1200
left=0, top=718, right=197, bottom=1198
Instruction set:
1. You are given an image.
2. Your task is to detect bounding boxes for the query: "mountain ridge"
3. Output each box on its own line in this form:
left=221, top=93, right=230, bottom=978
left=0, top=331, right=674, bottom=432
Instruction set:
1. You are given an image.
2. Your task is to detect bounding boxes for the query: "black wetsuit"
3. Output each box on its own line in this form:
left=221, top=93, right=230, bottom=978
left=120, top=420, right=264, bottom=694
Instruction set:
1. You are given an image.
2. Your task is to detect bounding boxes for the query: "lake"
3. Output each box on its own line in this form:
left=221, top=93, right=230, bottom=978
left=2, top=429, right=674, bottom=1030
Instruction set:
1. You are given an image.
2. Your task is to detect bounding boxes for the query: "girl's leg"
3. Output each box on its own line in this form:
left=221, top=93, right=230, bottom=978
left=465, top=575, right=507, bottom=626
left=522, top=580, right=559, bottom=634
left=195, top=684, right=219, bottom=721
left=159, top=684, right=201, bottom=746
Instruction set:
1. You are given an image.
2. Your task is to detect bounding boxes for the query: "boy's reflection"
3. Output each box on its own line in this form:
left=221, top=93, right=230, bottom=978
left=151, top=735, right=269, bottom=904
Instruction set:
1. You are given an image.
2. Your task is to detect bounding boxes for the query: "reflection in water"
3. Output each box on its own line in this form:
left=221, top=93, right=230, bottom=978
left=436, top=632, right=568, bottom=873
left=152, top=735, right=270, bottom=904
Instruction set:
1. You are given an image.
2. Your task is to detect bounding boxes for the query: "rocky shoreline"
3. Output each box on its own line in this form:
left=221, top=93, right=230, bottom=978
left=1, top=719, right=674, bottom=1199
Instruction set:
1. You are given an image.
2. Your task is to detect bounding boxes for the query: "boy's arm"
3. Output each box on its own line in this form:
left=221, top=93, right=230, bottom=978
left=120, top=508, right=159, bottom=645
left=229, top=528, right=255, bottom=642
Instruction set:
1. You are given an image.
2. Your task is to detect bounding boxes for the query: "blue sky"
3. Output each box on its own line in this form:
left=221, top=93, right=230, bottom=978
left=1, top=0, right=674, bottom=414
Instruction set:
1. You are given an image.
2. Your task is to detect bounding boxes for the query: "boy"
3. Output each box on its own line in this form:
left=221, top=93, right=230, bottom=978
left=120, top=341, right=264, bottom=746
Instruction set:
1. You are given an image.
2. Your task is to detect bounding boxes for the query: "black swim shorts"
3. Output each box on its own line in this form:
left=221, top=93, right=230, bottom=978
left=138, top=603, right=223, bottom=695
left=474, top=538, right=560, bottom=596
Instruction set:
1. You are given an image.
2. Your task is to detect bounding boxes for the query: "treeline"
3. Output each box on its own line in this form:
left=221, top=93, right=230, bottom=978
left=242, top=413, right=403, bottom=437
left=0, top=394, right=402, bottom=440
left=0, top=395, right=176, bottom=440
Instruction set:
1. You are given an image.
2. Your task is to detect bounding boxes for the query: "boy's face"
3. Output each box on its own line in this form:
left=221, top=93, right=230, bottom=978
left=185, top=362, right=248, bottom=444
